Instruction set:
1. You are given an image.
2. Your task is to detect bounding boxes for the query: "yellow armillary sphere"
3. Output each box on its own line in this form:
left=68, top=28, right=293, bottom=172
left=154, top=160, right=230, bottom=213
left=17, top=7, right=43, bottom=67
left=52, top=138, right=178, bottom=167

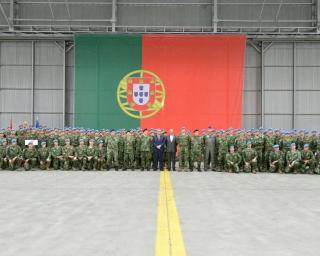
left=117, top=69, right=166, bottom=119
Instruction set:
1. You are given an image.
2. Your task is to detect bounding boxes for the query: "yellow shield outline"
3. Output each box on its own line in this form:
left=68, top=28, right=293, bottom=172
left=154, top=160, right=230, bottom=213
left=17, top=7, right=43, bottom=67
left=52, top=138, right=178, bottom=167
left=117, top=69, right=166, bottom=119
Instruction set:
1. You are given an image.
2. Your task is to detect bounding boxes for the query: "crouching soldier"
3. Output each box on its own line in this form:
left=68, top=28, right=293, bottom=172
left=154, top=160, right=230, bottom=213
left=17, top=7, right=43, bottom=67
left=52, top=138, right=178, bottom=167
left=74, top=138, right=87, bottom=170
left=6, top=139, right=22, bottom=170
left=242, top=141, right=258, bottom=173
left=225, top=145, right=241, bottom=173
left=301, top=144, right=318, bottom=174
left=94, top=140, right=106, bottom=170
left=38, top=141, right=51, bottom=170
left=0, top=139, right=8, bottom=170
left=62, top=138, right=75, bottom=170
left=285, top=143, right=301, bottom=174
left=269, top=144, right=284, bottom=173
left=51, top=139, right=63, bottom=170
left=23, top=141, right=38, bottom=170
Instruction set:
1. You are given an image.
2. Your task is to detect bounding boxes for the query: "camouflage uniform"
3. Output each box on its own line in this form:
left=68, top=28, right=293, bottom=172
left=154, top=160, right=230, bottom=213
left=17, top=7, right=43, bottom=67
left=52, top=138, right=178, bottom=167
left=0, top=140, right=8, bottom=169
left=123, top=135, right=135, bottom=170
left=225, top=151, right=241, bottom=173
left=301, top=148, right=317, bottom=174
left=106, top=135, right=119, bottom=170
left=177, top=133, right=190, bottom=170
left=74, top=145, right=87, bottom=170
left=23, top=146, right=38, bottom=170
left=94, top=143, right=106, bottom=170
left=285, top=150, right=301, bottom=173
left=38, top=145, right=51, bottom=170
left=190, top=134, right=202, bottom=171
left=62, top=144, right=75, bottom=170
left=86, top=145, right=96, bottom=170
left=242, top=146, right=258, bottom=173
left=140, top=135, right=151, bottom=171
left=268, top=149, right=284, bottom=173
left=6, top=143, right=22, bottom=170
left=51, top=145, right=63, bottom=170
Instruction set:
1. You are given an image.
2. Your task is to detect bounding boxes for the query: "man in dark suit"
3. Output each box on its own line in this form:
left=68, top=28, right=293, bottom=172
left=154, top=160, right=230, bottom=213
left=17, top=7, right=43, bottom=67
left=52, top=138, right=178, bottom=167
left=165, top=128, right=177, bottom=171
left=152, top=129, right=166, bottom=171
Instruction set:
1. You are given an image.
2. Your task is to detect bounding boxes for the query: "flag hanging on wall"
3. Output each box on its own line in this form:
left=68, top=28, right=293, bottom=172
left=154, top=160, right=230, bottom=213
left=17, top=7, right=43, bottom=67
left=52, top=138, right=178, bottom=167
left=75, top=34, right=246, bottom=131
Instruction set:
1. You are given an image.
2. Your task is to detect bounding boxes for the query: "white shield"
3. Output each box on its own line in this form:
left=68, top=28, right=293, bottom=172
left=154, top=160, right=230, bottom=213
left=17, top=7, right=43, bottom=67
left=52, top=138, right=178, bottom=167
left=133, top=83, right=150, bottom=105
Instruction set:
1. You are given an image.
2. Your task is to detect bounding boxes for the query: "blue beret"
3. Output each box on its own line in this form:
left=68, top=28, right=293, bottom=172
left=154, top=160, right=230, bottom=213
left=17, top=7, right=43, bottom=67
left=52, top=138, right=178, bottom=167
left=41, top=141, right=46, bottom=145
left=11, top=139, right=17, bottom=143
left=53, top=139, right=58, bottom=143
left=291, top=143, right=296, bottom=147
left=273, top=144, right=279, bottom=148
left=304, top=144, right=309, bottom=148
left=246, top=140, right=252, bottom=145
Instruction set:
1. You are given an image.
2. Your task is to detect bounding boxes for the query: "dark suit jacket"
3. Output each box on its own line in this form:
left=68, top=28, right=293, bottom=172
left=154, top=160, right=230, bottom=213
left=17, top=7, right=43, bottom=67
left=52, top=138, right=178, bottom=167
left=152, top=135, right=165, bottom=152
left=165, top=135, right=177, bottom=153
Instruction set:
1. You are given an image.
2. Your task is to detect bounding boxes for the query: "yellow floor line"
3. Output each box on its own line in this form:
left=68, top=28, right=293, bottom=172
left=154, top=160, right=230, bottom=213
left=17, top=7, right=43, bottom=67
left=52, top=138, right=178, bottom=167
left=155, top=170, right=187, bottom=256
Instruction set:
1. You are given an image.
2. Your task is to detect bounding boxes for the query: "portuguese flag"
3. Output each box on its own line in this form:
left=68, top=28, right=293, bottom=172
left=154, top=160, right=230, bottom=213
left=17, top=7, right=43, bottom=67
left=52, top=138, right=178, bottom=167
left=75, top=34, right=246, bottom=131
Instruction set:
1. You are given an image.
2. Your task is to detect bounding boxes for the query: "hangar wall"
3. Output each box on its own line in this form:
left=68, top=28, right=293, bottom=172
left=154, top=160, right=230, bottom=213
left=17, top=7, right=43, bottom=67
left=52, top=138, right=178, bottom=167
left=0, top=40, right=320, bottom=130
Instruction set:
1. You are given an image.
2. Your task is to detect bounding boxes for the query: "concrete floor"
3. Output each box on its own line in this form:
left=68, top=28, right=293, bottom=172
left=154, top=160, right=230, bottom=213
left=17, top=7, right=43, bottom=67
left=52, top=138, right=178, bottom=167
left=0, top=171, right=319, bottom=256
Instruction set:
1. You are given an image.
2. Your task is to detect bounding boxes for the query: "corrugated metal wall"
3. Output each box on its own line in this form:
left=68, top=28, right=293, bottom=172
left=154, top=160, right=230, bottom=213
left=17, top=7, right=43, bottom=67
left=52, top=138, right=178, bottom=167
left=0, top=40, right=320, bottom=129
left=244, top=41, right=320, bottom=130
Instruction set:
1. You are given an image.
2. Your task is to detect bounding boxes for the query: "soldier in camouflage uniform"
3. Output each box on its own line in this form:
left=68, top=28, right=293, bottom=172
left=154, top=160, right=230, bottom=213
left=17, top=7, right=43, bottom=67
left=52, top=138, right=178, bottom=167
left=62, top=138, right=75, bottom=170
left=190, top=129, right=203, bottom=171
left=285, top=143, right=301, bottom=174
left=94, top=140, right=106, bottom=170
left=74, top=138, right=87, bottom=170
left=123, top=131, right=135, bottom=171
left=23, top=141, right=38, bottom=171
left=118, top=131, right=125, bottom=169
left=134, top=131, right=141, bottom=169
left=252, top=130, right=264, bottom=171
left=268, top=144, right=284, bottom=173
left=301, top=144, right=317, bottom=174
left=140, top=129, right=151, bottom=171
left=177, top=127, right=190, bottom=171
left=0, top=139, right=8, bottom=169
left=217, top=133, right=228, bottom=171
left=38, top=141, right=51, bottom=170
left=225, top=145, right=241, bottom=173
left=106, top=130, right=119, bottom=170
left=264, top=130, right=275, bottom=170
left=242, top=141, right=258, bottom=173
left=51, top=139, right=63, bottom=170
left=86, top=139, right=96, bottom=170
left=6, top=139, right=22, bottom=170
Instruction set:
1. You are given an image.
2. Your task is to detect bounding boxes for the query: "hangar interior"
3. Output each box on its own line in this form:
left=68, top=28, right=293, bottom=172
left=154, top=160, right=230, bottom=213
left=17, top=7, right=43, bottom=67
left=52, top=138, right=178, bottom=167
left=0, top=0, right=319, bottom=129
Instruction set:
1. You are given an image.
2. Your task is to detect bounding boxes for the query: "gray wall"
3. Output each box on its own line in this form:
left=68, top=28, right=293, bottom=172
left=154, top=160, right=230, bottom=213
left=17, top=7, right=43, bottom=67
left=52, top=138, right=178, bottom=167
left=0, top=40, right=320, bottom=129
left=244, top=41, right=320, bottom=130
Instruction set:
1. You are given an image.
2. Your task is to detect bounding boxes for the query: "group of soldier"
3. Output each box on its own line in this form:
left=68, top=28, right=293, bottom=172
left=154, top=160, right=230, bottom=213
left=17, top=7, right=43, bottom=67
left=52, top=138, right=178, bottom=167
left=0, top=125, right=320, bottom=174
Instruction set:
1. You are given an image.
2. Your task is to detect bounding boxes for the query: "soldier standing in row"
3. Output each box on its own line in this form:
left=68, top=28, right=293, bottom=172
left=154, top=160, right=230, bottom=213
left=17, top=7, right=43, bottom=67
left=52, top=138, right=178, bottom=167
left=106, top=130, right=119, bottom=170
left=86, top=139, right=96, bottom=170
left=177, top=127, right=189, bottom=171
left=140, top=129, right=151, bottom=171
left=123, top=131, right=135, bottom=171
